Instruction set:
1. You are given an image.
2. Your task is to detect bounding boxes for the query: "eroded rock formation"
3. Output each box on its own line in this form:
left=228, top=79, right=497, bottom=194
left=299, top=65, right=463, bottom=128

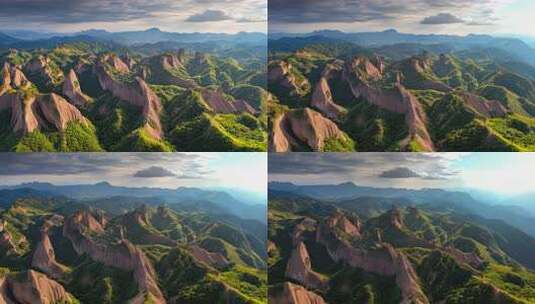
left=269, top=282, right=326, bottom=304
left=63, top=210, right=165, bottom=304
left=189, top=245, right=230, bottom=270
left=201, top=89, right=256, bottom=115
left=32, top=217, right=68, bottom=280
left=95, top=59, right=163, bottom=139
left=2, top=270, right=75, bottom=304
left=62, top=69, right=92, bottom=107
left=285, top=241, right=326, bottom=290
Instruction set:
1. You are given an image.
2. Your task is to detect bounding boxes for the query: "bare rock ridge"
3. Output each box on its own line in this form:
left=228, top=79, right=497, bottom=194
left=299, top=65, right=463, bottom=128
left=326, top=211, right=362, bottom=238
left=311, top=61, right=347, bottom=119
left=0, top=63, right=90, bottom=134
left=289, top=108, right=347, bottom=151
left=269, top=282, right=326, bottom=304
left=0, top=270, right=75, bottom=304
left=285, top=241, right=326, bottom=289
left=343, top=58, right=434, bottom=151
left=189, top=245, right=230, bottom=270
left=269, top=61, right=310, bottom=94
left=269, top=114, right=292, bottom=152
left=32, top=217, right=68, bottom=280
left=25, top=55, right=64, bottom=85
left=63, top=210, right=166, bottom=304
left=316, top=213, right=429, bottom=304
left=201, top=89, right=256, bottom=115
left=62, top=69, right=92, bottom=107
left=95, top=54, right=164, bottom=139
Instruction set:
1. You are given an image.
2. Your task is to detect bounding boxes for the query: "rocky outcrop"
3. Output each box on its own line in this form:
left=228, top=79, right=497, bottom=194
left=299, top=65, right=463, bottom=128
left=122, top=53, right=136, bottom=70
left=351, top=56, right=384, bottom=82
left=1, top=63, right=31, bottom=96
left=62, top=69, right=92, bottom=107
left=344, top=63, right=434, bottom=151
left=458, top=92, right=508, bottom=118
left=285, top=241, right=326, bottom=290
left=3, top=270, right=75, bottom=304
left=311, top=78, right=346, bottom=119
left=269, top=114, right=291, bottom=152
left=325, top=211, right=361, bottom=238
left=268, top=61, right=310, bottom=95
left=269, top=282, right=326, bottom=304
left=201, top=89, right=256, bottom=115
left=444, top=246, right=484, bottom=269
left=0, top=91, right=89, bottom=134
left=317, top=221, right=429, bottom=304
left=63, top=211, right=165, bottom=304
left=101, top=53, right=130, bottom=73
left=0, top=220, right=17, bottom=254
left=189, top=245, right=230, bottom=270
left=24, top=55, right=63, bottom=85
left=95, top=60, right=163, bottom=139
left=291, top=218, right=317, bottom=246
left=290, top=108, right=347, bottom=151
left=269, top=108, right=348, bottom=152
left=32, top=218, right=68, bottom=280
left=120, top=207, right=176, bottom=246
left=160, top=54, right=183, bottom=70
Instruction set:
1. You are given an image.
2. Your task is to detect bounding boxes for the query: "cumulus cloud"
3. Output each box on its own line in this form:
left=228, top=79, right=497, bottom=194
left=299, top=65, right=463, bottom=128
left=421, top=13, right=464, bottom=24
left=379, top=167, right=421, bottom=178
left=133, top=166, right=176, bottom=178
left=185, top=9, right=232, bottom=22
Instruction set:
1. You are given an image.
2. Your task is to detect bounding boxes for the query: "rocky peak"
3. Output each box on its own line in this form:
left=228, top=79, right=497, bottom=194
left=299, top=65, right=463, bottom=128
left=287, top=108, right=346, bottom=151
left=189, top=245, right=230, bottom=270
left=101, top=53, right=130, bottom=73
left=62, top=69, right=92, bottom=107
left=268, top=61, right=310, bottom=95
left=269, top=282, right=326, bottom=304
left=458, top=91, right=508, bottom=118
left=122, top=53, right=136, bottom=69
left=326, top=211, right=361, bottom=238
left=0, top=62, right=31, bottom=95
left=351, top=56, right=383, bottom=81
left=285, top=241, right=326, bottom=290
left=388, top=205, right=404, bottom=230
left=160, top=54, right=183, bottom=70
left=311, top=77, right=347, bottom=119
left=63, top=212, right=166, bottom=303
left=3, top=270, right=75, bottom=304
left=95, top=62, right=163, bottom=139
left=32, top=220, right=68, bottom=280
left=201, top=89, right=256, bottom=115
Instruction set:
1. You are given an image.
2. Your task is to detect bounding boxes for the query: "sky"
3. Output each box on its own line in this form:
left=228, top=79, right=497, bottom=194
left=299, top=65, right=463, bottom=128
left=269, top=153, right=535, bottom=195
left=0, top=0, right=267, bottom=33
left=269, top=0, right=535, bottom=36
left=0, top=153, right=267, bottom=195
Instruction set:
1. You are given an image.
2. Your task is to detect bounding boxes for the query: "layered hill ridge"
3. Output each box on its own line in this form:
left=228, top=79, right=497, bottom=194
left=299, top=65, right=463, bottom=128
left=0, top=40, right=267, bottom=151
left=0, top=192, right=267, bottom=304
left=269, top=190, right=535, bottom=304
left=269, top=37, right=535, bottom=151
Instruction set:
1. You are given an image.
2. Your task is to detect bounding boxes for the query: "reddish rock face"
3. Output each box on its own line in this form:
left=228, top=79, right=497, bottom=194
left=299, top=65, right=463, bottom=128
left=269, top=114, right=291, bottom=152
left=189, top=245, right=230, bottom=270
left=344, top=62, right=434, bottom=151
left=63, top=211, right=165, bottom=304
left=269, top=61, right=310, bottom=94
left=4, top=270, right=75, bottom=304
left=316, top=219, right=429, bottom=304
left=289, top=108, right=346, bottom=152
left=160, top=54, right=183, bottom=70
left=32, top=218, right=68, bottom=280
left=201, top=89, right=256, bottom=115
left=458, top=92, right=508, bottom=118
left=95, top=60, right=163, bottom=140
left=285, top=241, right=326, bottom=290
left=270, top=282, right=326, bottom=304
left=311, top=77, right=346, bottom=119
left=101, top=53, right=130, bottom=73
left=351, top=56, right=384, bottom=81
left=62, top=69, right=92, bottom=107
left=25, top=55, right=64, bottom=85
left=326, top=211, right=361, bottom=238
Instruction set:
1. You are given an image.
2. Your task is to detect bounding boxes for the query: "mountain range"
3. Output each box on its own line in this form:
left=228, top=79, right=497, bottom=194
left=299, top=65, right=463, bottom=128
left=0, top=29, right=267, bottom=152
left=268, top=30, right=535, bottom=152
left=0, top=183, right=267, bottom=303
left=268, top=182, right=535, bottom=303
